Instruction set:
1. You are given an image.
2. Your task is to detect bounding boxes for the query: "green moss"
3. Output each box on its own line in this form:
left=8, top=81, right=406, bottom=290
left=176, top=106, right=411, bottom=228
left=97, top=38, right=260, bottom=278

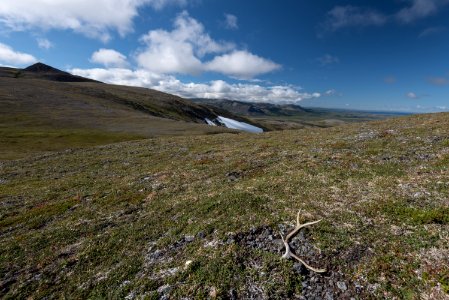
left=383, top=204, right=449, bottom=225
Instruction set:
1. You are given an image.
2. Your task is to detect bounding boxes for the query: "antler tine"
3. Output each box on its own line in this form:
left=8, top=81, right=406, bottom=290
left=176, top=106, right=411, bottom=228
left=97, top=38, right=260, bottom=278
left=290, top=253, right=326, bottom=273
left=285, top=219, right=322, bottom=242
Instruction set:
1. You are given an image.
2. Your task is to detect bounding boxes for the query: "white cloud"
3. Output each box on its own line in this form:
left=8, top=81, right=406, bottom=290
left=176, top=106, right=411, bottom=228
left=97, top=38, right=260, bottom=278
left=224, top=14, right=238, bottom=30
left=406, top=92, right=419, bottom=99
left=317, top=54, right=339, bottom=66
left=136, top=11, right=280, bottom=79
left=325, top=89, right=337, bottom=96
left=70, top=67, right=320, bottom=103
left=0, top=43, right=37, bottom=66
left=37, top=38, right=53, bottom=50
left=205, top=51, right=281, bottom=79
left=136, top=11, right=234, bottom=74
left=325, top=6, right=387, bottom=31
left=0, top=0, right=187, bottom=42
left=90, top=48, right=128, bottom=68
left=71, top=68, right=164, bottom=87
left=396, top=0, right=449, bottom=23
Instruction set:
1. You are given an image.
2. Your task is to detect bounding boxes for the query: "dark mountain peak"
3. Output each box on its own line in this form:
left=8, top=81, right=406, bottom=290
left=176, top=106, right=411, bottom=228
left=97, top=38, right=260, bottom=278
left=22, top=62, right=98, bottom=83
left=24, top=62, right=67, bottom=74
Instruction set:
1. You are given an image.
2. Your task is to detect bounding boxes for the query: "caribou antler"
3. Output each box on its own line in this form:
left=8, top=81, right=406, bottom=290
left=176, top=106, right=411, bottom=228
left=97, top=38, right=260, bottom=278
left=280, top=210, right=326, bottom=273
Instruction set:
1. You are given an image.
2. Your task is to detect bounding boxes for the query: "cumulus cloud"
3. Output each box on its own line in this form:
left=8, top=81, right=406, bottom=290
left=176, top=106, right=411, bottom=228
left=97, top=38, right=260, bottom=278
left=136, top=11, right=234, bottom=74
left=0, top=0, right=187, bottom=42
left=324, top=6, right=387, bottom=31
left=70, top=67, right=320, bottom=103
left=90, top=49, right=128, bottom=68
left=37, top=38, right=53, bottom=50
left=205, top=51, right=280, bottom=79
left=224, top=14, right=238, bottom=30
left=317, top=54, right=339, bottom=66
left=136, top=11, right=280, bottom=79
left=0, top=43, right=37, bottom=66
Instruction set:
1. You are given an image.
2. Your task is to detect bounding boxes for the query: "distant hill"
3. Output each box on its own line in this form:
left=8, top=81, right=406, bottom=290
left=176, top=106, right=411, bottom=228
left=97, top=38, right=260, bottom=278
left=191, top=98, right=312, bottom=117
left=2, top=62, right=98, bottom=83
left=0, top=63, right=266, bottom=159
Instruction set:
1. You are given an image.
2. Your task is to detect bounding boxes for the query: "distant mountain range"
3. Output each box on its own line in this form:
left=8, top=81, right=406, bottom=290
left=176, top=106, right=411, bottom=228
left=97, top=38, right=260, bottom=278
left=191, top=98, right=312, bottom=117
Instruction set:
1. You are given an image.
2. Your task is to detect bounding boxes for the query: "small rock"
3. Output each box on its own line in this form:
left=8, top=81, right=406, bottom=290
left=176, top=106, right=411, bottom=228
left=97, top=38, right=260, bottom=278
left=325, top=291, right=334, bottom=300
left=228, top=289, right=237, bottom=300
left=197, top=231, right=206, bottom=239
left=209, top=286, right=217, bottom=298
left=125, top=291, right=136, bottom=300
left=185, top=260, right=193, bottom=269
left=120, top=280, right=131, bottom=287
left=185, top=235, right=195, bottom=243
left=413, top=192, right=422, bottom=198
left=204, top=240, right=219, bottom=248
left=293, top=262, right=303, bottom=273
left=226, top=171, right=241, bottom=182
left=337, top=281, right=347, bottom=291
left=367, top=283, right=380, bottom=293
left=273, top=239, right=284, bottom=250
left=158, top=284, right=172, bottom=294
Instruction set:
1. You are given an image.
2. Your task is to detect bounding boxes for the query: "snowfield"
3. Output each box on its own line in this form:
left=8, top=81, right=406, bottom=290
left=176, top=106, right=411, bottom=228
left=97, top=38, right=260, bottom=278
left=205, top=116, right=263, bottom=133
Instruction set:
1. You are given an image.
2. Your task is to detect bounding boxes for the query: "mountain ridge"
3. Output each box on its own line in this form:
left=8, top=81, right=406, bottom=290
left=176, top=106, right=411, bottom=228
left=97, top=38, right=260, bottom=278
left=191, top=98, right=312, bottom=117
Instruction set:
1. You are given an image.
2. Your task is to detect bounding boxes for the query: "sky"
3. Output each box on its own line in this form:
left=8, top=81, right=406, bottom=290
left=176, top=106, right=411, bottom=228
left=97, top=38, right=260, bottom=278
left=0, top=0, right=448, bottom=112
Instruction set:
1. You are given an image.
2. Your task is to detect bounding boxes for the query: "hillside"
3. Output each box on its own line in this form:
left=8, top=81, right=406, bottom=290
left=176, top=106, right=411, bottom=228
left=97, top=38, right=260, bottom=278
left=0, top=64, right=266, bottom=159
left=1, top=112, right=448, bottom=299
left=191, top=98, right=405, bottom=130
left=191, top=98, right=312, bottom=117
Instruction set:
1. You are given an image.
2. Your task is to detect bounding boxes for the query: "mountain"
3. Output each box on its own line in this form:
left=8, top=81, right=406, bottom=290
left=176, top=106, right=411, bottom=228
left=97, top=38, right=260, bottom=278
left=1, top=111, right=448, bottom=298
left=191, top=98, right=312, bottom=116
left=8, top=62, right=98, bottom=82
left=0, top=64, right=266, bottom=159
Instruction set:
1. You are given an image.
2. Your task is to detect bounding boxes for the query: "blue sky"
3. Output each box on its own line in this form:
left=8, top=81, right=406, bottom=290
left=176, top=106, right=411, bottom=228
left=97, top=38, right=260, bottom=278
left=0, top=0, right=448, bottom=112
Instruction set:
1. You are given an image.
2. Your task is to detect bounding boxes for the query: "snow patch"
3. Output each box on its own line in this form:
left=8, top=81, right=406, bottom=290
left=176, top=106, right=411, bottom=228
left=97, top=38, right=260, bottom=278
left=205, top=118, right=217, bottom=126
left=204, top=116, right=263, bottom=133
